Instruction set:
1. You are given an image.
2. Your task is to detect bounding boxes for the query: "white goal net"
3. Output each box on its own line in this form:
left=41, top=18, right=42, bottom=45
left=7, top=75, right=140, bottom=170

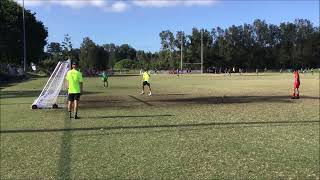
left=31, top=59, right=71, bottom=109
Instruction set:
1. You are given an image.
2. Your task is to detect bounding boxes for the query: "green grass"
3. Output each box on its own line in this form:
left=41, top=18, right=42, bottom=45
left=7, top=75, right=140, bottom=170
left=1, top=73, right=319, bottom=179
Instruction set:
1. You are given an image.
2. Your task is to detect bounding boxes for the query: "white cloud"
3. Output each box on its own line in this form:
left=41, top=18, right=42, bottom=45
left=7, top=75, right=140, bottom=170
left=184, top=0, right=217, bottom=6
left=14, top=0, right=218, bottom=13
left=15, top=0, right=101, bottom=8
left=53, top=1, right=88, bottom=9
left=132, top=0, right=218, bottom=8
left=16, top=0, right=44, bottom=7
left=106, top=1, right=129, bottom=12
left=132, top=0, right=180, bottom=8
left=14, top=0, right=128, bottom=12
left=91, top=0, right=106, bottom=7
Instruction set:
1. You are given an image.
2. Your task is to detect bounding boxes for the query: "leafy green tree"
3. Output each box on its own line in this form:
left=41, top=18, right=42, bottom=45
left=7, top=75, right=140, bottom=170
left=79, top=37, right=98, bottom=69
left=0, top=0, right=48, bottom=66
left=118, top=44, right=136, bottom=60
left=47, top=42, right=62, bottom=55
left=159, top=30, right=175, bottom=67
left=103, top=43, right=119, bottom=68
left=114, top=59, right=135, bottom=70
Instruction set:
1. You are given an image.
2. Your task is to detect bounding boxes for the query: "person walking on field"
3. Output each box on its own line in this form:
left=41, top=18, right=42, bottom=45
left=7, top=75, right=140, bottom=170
left=66, top=62, right=83, bottom=119
left=291, top=68, right=300, bottom=99
left=140, top=69, right=152, bottom=96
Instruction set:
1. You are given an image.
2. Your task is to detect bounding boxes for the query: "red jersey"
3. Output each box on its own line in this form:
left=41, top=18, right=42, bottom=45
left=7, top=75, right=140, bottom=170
left=294, top=71, right=300, bottom=83
left=293, top=71, right=300, bottom=88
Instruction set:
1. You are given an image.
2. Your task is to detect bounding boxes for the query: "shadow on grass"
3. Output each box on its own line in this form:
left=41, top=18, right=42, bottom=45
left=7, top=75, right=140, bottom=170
left=1, top=120, right=318, bottom=134
left=0, top=102, right=33, bottom=105
left=0, top=90, right=100, bottom=99
left=153, top=95, right=320, bottom=104
left=79, top=95, right=319, bottom=109
left=0, top=90, right=42, bottom=98
left=0, top=75, right=34, bottom=90
left=0, top=72, right=50, bottom=89
left=153, top=94, right=188, bottom=96
left=129, top=95, right=153, bottom=106
left=87, top=114, right=173, bottom=119
left=57, top=110, right=72, bottom=179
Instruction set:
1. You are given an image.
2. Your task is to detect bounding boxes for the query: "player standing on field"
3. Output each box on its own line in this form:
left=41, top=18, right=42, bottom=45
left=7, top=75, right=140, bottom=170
left=140, top=69, right=152, bottom=96
left=66, top=62, right=83, bottom=119
left=100, top=70, right=108, bottom=87
left=291, top=68, right=300, bottom=99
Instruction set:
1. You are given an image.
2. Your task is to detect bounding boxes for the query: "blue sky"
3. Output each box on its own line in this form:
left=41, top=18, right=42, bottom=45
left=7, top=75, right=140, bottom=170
left=16, top=0, right=319, bottom=52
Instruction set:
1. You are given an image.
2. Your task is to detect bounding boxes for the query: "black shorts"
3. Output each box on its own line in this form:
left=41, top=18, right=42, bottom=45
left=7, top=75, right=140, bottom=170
left=142, top=81, right=150, bottom=86
left=68, top=93, right=81, bottom=101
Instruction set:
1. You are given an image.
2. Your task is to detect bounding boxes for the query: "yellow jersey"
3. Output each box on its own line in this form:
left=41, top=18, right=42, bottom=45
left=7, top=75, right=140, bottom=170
left=142, top=71, right=150, bottom=82
left=66, top=69, right=83, bottom=93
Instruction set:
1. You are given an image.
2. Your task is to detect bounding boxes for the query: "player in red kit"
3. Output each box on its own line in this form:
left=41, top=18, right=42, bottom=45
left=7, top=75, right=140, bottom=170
left=291, top=69, right=300, bottom=99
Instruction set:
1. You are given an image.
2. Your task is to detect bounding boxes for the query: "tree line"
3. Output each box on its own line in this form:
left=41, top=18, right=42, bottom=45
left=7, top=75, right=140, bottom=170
left=1, top=0, right=319, bottom=73
left=48, top=18, right=319, bottom=71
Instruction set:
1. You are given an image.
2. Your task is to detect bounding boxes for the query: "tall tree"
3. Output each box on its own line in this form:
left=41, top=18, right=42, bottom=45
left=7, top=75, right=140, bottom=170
left=0, top=0, right=48, bottom=66
left=47, top=42, right=62, bottom=55
left=159, top=30, right=175, bottom=67
left=118, top=44, right=136, bottom=60
left=61, top=34, right=73, bottom=60
left=103, top=43, right=119, bottom=68
left=79, top=37, right=97, bottom=69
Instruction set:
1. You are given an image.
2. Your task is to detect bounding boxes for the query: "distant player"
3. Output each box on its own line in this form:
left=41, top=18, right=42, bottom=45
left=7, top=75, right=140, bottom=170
left=100, top=70, right=108, bottom=87
left=140, top=69, right=152, bottom=96
left=66, top=62, right=83, bottom=119
left=291, top=69, right=300, bottom=99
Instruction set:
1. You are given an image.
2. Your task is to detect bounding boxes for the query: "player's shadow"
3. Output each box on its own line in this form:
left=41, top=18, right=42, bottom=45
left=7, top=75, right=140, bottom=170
left=155, top=95, right=319, bottom=105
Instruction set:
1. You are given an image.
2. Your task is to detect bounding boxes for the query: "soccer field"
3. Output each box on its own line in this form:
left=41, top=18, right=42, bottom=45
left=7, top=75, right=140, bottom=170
left=1, top=73, right=319, bottom=179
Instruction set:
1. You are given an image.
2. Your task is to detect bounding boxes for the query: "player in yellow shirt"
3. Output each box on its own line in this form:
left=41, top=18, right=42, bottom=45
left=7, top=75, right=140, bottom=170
left=140, top=69, right=152, bottom=96
left=66, top=62, right=83, bottom=119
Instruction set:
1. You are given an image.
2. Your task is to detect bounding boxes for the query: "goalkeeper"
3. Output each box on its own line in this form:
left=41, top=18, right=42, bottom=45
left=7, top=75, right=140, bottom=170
left=100, top=70, right=109, bottom=87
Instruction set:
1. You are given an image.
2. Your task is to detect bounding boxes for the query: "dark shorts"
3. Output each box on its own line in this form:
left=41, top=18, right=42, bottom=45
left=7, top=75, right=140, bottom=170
left=68, top=93, right=81, bottom=101
left=142, top=81, right=150, bottom=86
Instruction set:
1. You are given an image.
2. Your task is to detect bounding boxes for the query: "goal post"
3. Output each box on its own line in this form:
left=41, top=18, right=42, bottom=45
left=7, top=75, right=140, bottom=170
left=31, top=59, right=71, bottom=109
left=184, top=62, right=203, bottom=74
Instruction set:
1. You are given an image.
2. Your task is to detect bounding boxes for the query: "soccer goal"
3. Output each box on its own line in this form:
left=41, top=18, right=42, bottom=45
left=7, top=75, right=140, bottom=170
left=31, top=59, right=71, bottom=109
left=184, top=62, right=203, bottom=74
